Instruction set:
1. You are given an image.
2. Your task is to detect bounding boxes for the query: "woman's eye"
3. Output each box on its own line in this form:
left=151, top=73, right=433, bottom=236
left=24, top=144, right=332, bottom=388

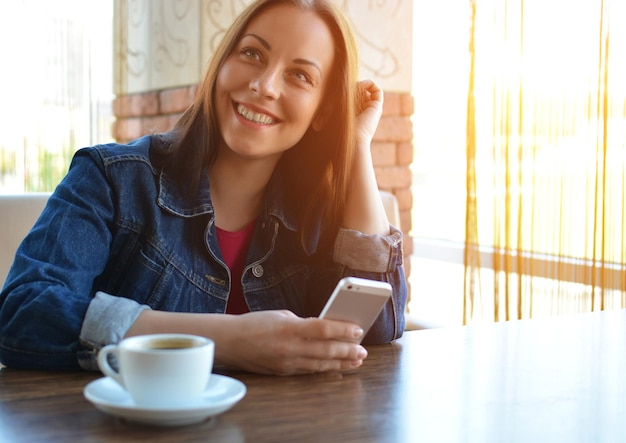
left=240, top=47, right=261, bottom=60
left=292, top=70, right=313, bottom=85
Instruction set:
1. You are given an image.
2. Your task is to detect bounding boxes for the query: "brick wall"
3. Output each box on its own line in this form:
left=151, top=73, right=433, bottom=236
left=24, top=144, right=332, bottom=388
left=112, top=87, right=413, bottom=279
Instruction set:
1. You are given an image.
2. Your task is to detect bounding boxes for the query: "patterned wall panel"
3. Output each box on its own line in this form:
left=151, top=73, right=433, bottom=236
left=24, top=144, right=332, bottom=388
left=114, top=0, right=412, bottom=94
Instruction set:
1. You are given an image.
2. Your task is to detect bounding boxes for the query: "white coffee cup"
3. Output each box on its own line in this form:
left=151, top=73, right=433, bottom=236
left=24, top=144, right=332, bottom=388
left=97, top=333, right=214, bottom=408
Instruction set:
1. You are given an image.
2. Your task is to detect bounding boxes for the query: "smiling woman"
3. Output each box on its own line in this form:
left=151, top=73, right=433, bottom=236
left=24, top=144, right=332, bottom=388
left=0, top=0, right=408, bottom=376
left=213, top=8, right=335, bottom=173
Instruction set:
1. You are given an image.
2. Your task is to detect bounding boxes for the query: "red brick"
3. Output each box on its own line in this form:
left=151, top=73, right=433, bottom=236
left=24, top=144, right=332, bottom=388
left=382, top=92, right=401, bottom=117
left=112, top=96, right=128, bottom=118
left=395, top=187, right=413, bottom=211
left=160, top=86, right=197, bottom=114
left=401, top=94, right=415, bottom=117
left=403, top=236, right=413, bottom=260
left=374, top=116, right=413, bottom=142
left=112, top=117, right=143, bottom=142
left=113, top=93, right=159, bottom=118
left=371, top=142, right=396, bottom=166
left=374, top=166, right=412, bottom=189
left=397, top=141, right=414, bottom=165
left=142, top=115, right=176, bottom=134
left=399, top=210, right=412, bottom=233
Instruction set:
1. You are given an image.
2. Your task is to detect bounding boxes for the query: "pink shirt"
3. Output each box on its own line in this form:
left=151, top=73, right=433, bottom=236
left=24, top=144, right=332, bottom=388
left=216, top=220, right=256, bottom=314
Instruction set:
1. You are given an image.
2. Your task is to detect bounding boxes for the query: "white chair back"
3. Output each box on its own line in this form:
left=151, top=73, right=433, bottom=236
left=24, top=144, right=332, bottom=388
left=0, top=193, right=50, bottom=287
left=379, top=190, right=401, bottom=228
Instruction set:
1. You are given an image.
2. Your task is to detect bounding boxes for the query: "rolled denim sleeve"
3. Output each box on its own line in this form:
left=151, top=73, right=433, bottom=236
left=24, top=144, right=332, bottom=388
left=333, top=225, right=404, bottom=273
left=78, top=291, right=151, bottom=370
left=330, top=225, right=407, bottom=344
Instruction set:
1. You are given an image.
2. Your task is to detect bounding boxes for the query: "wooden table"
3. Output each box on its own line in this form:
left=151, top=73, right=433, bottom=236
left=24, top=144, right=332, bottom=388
left=2, top=310, right=626, bottom=442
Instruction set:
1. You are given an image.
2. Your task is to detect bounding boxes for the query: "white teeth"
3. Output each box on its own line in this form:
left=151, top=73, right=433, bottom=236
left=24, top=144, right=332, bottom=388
left=237, top=104, right=275, bottom=125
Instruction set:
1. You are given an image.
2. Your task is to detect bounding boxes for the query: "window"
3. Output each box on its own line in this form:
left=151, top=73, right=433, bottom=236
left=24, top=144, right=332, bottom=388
left=0, top=0, right=113, bottom=193
left=410, top=0, right=626, bottom=326
left=410, top=0, right=469, bottom=326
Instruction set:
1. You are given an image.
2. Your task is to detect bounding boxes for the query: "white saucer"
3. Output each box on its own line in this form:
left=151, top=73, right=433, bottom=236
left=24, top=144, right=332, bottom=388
left=83, top=374, right=246, bottom=426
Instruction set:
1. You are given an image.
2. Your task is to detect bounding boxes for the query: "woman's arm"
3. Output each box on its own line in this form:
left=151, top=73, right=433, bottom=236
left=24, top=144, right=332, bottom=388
left=126, top=309, right=368, bottom=375
left=341, top=79, right=389, bottom=235
left=0, top=149, right=116, bottom=370
left=332, top=80, right=408, bottom=342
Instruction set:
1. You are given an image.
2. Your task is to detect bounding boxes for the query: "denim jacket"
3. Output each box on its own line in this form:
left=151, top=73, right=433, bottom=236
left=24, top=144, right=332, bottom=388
left=0, top=135, right=407, bottom=371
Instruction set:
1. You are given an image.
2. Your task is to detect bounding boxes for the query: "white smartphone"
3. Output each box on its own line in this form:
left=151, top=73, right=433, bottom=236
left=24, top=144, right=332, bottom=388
left=319, top=277, right=392, bottom=343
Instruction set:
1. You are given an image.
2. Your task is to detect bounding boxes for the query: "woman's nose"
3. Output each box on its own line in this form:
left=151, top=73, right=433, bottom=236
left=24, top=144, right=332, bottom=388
left=249, top=68, right=280, bottom=100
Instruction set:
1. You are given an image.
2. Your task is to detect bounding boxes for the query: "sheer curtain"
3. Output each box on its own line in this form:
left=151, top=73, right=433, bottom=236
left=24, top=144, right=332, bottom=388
left=0, top=1, right=113, bottom=193
left=464, top=0, right=626, bottom=323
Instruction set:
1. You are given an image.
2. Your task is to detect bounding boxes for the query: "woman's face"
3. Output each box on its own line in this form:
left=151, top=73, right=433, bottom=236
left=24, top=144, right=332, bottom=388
left=215, top=4, right=336, bottom=161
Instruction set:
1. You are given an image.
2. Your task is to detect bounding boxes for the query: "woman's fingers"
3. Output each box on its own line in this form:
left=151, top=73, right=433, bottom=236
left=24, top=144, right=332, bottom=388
left=355, top=79, right=384, bottom=143
left=276, top=354, right=366, bottom=375
left=357, top=79, right=384, bottom=109
left=296, top=316, right=364, bottom=342
left=228, top=311, right=368, bottom=376
left=272, top=321, right=368, bottom=375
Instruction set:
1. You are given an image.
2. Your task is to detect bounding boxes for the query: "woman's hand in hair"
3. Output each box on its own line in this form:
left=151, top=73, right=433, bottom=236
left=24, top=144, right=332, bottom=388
left=355, top=79, right=384, bottom=147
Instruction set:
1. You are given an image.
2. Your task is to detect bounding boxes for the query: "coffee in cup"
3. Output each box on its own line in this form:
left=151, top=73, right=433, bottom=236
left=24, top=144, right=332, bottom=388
left=97, top=334, right=214, bottom=408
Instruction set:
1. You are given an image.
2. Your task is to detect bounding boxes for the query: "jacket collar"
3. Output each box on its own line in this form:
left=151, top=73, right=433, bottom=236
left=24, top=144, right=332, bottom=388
left=156, top=159, right=298, bottom=232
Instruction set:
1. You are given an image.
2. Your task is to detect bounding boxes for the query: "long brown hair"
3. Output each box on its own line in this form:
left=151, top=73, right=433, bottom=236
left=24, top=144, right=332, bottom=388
left=164, top=0, right=360, bottom=251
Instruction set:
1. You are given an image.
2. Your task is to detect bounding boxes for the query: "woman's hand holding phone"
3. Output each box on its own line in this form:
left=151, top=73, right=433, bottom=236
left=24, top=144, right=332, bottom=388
left=319, top=277, right=392, bottom=343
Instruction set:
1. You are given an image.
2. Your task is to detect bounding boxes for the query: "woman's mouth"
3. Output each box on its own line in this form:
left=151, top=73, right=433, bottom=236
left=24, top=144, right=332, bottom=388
left=236, top=103, right=277, bottom=125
